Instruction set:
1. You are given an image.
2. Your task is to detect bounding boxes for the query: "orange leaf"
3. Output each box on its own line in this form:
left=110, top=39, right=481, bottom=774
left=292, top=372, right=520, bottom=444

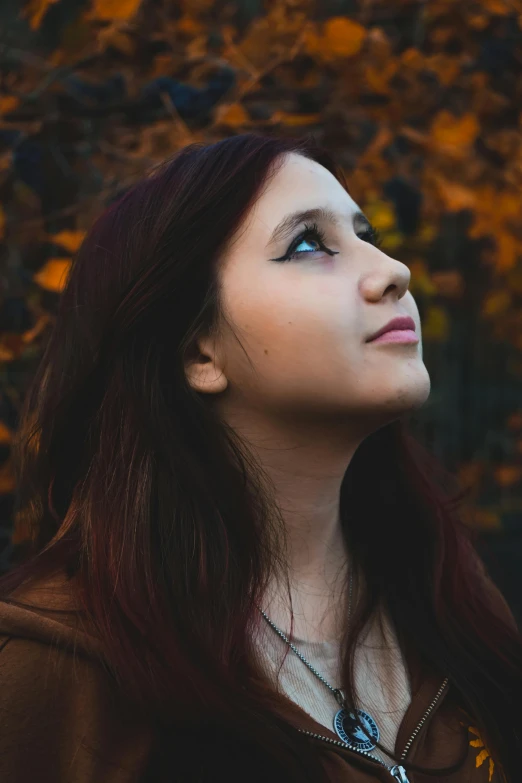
left=23, top=0, right=60, bottom=30
left=468, top=13, right=490, bottom=30
left=48, top=230, right=85, bottom=253
left=431, top=270, right=464, bottom=298
left=214, top=103, right=249, bottom=127
left=507, top=412, right=522, bottom=430
left=472, top=510, right=502, bottom=531
left=272, top=111, right=321, bottom=126
left=97, top=26, right=135, bottom=55
left=425, top=54, right=459, bottom=86
left=322, top=17, right=366, bottom=58
left=400, top=48, right=424, bottom=69
left=483, top=0, right=510, bottom=14
left=433, top=176, right=476, bottom=211
left=177, top=14, right=205, bottom=35
left=0, top=462, right=15, bottom=494
left=494, top=465, right=522, bottom=487
left=87, top=0, right=143, bottom=22
left=0, top=96, right=20, bottom=114
left=0, top=422, right=12, bottom=444
left=494, top=233, right=519, bottom=271
left=430, top=111, right=479, bottom=150
left=364, top=62, right=397, bottom=95
left=33, top=258, right=71, bottom=293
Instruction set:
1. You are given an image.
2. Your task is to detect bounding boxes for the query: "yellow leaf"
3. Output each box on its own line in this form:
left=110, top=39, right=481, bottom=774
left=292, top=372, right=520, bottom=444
left=418, top=224, right=436, bottom=243
left=365, top=202, right=395, bottom=231
left=476, top=748, right=489, bottom=767
left=87, top=0, right=143, bottom=22
left=482, top=290, right=511, bottom=317
left=214, top=103, right=249, bottom=127
left=33, top=258, right=71, bottom=293
left=431, top=111, right=479, bottom=150
left=379, top=232, right=403, bottom=252
left=422, top=305, right=450, bottom=342
left=409, top=261, right=437, bottom=297
left=0, top=96, right=20, bottom=114
left=322, top=17, right=366, bottom=58
left=23, top=0, right=60, bottom=30
left=49, top=230, right=85, bottom=253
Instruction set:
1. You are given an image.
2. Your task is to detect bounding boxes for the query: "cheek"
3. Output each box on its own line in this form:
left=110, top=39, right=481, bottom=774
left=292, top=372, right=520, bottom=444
left=224, top=284, right=359, bottom=386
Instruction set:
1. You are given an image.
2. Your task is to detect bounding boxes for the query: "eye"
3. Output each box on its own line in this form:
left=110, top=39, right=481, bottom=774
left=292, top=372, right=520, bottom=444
left=271, top=223, right=339, bottom=263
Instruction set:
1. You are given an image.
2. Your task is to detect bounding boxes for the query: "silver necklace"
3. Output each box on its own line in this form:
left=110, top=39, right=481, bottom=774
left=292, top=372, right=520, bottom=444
left=258, top=570, right=381, bottom=752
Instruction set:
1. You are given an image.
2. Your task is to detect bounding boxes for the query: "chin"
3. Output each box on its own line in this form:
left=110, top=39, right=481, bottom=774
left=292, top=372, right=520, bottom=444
left=385, top=374, right=431, bottom=416
left=362, top=368, right=431, bottom=425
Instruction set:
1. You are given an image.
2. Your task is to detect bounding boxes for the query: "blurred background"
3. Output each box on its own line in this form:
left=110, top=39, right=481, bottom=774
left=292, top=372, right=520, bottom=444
left=0, top=0, right=521, bottom=620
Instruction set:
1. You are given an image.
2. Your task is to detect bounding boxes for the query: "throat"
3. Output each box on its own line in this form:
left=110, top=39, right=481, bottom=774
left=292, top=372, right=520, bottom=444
left=261, top=572, right=351, bottom=644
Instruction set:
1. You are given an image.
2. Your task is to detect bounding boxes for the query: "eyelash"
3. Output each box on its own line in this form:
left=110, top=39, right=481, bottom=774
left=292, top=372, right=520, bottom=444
left=271, top=222, right=382, bottom=263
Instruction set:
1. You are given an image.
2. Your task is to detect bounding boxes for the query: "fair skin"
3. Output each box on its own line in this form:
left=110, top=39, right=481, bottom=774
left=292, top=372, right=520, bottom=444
left=185, top=153, right=430, bottom=642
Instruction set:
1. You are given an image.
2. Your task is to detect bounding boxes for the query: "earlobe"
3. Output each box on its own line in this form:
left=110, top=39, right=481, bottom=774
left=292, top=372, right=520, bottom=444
left=184, top=335, right=228, bottom=395
left=185, top=360, right=228, bottom=394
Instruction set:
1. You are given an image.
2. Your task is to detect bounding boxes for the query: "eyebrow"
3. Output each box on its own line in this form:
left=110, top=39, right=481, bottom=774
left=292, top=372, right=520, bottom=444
left=267, top=207, right=373, bottom=246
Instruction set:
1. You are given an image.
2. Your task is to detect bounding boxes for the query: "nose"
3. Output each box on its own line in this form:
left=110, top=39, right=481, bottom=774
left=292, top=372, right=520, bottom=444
left=359, top=247, right=411, bottom=303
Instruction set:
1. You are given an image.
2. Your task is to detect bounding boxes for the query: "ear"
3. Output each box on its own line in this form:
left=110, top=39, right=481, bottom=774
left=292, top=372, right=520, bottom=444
left=184, top=334, right=228, bottom=395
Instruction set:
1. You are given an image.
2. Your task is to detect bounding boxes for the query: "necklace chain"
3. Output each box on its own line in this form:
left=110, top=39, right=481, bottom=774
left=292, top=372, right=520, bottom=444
left=257, top=570, right=354, bottom=708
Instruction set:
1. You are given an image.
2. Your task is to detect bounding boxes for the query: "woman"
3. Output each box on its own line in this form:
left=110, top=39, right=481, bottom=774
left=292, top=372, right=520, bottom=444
left=0, top=133, right=520, bottom=783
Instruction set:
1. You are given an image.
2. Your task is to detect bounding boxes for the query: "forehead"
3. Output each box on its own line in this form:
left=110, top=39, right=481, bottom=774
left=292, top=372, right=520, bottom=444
left=248, top=153, right=360, bottom=235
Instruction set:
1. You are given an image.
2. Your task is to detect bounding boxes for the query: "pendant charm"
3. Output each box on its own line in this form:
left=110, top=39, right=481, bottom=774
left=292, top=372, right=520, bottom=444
left=333, top=707, right=380, bottom=751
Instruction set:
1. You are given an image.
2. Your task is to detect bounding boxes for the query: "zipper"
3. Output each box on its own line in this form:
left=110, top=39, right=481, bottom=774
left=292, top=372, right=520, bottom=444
left=399, top=677, right=449, bottom=761
left=297, top=676, right=449, bottom=782
left=296, top=729, right=410, bottom=781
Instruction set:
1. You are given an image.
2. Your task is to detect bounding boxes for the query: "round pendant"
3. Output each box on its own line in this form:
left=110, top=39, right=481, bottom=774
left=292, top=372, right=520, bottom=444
left=333, top=707, right=380, bottom=751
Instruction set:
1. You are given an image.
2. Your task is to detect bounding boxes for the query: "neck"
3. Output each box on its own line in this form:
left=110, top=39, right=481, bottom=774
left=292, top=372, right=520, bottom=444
left=221, top=405, right=362, bottom=642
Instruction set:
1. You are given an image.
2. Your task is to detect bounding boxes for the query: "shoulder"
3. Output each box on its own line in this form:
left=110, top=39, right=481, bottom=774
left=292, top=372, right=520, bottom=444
left=0, top=571, right=153, bottom=782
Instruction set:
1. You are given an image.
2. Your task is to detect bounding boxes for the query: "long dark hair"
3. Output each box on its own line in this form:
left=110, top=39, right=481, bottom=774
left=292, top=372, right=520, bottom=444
left=0, top=133, right=521, bottom=782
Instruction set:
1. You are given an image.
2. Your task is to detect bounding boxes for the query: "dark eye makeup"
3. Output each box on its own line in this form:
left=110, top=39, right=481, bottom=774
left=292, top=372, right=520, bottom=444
left=357, top=225, right=382, bottom=248
left=270, top=221, right=382, bottom=264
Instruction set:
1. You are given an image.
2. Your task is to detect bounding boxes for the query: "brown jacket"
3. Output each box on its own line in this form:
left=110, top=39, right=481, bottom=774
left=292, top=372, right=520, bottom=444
left=0, top=570, right=505, bottom=782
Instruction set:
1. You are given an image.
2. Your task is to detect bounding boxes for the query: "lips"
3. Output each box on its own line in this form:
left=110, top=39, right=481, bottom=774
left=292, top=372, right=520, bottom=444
left=366, top=316, right=416, bottom=343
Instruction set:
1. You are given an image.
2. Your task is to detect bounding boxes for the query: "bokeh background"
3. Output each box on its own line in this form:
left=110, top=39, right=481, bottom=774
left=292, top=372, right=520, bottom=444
left=0, top=0, right=521, bottom=619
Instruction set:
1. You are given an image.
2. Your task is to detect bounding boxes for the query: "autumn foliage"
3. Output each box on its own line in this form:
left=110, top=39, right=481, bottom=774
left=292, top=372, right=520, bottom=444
left=0, top=0, right=522, bottom=570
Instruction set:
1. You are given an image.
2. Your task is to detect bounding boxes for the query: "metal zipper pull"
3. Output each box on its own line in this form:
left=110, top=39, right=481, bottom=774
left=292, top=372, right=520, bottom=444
left=390, top=765, right=410, bottom=782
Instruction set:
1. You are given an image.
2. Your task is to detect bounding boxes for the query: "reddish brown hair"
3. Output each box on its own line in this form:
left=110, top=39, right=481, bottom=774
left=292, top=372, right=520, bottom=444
left=1, top=133, right=521, bottom=781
